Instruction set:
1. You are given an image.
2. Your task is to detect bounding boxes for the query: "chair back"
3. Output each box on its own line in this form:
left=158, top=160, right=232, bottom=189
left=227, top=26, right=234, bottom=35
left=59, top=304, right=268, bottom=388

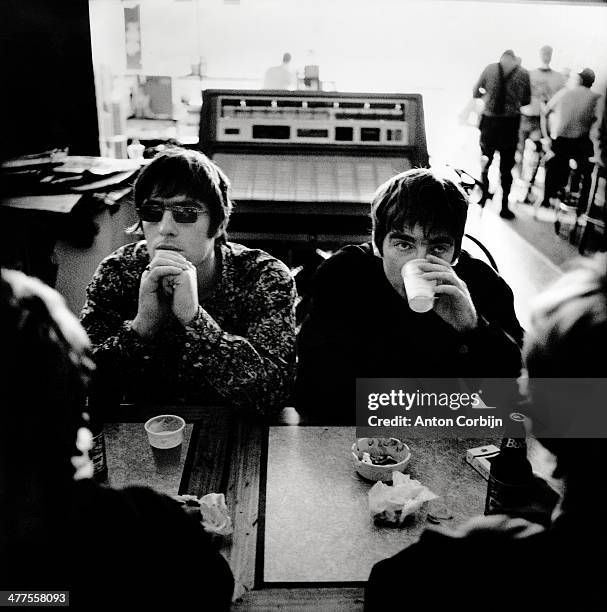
left=462, top=233, right=499, bottom=272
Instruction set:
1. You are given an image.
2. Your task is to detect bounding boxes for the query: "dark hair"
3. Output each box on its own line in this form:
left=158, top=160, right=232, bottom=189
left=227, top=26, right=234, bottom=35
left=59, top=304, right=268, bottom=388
left=371, top=168, right=469, bottom=257
left=0, top=270, right=93, bottom=482
left=132, top=148, right=233, bottom=243
left=283, top=52, right=292, bottom=63
left=578, top=68, right=595, bottom=88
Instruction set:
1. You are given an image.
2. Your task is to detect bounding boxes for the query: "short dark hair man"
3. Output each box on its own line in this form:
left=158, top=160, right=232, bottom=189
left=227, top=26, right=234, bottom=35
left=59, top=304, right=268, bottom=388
left=81, top=148, right=296, bottom=414
left=296, top=168, right=524, bottom=421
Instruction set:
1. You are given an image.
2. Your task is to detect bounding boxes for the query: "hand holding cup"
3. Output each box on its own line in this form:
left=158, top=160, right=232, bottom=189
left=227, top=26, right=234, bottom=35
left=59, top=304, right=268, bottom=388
left=413, top=255, right=478, bottom=332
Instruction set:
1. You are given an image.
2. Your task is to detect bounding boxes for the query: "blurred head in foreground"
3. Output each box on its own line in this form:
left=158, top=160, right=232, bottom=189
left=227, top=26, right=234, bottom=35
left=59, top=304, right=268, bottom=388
left=0, top=269, right=94, bottom=486
left=0, top=268, right=236, bottom=608
left=524, top=254, right=607, bottom=481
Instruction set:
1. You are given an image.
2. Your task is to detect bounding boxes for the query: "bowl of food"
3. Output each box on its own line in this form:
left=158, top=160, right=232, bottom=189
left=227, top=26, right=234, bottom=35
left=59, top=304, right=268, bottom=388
left=351, top=437, right=411, bottom=482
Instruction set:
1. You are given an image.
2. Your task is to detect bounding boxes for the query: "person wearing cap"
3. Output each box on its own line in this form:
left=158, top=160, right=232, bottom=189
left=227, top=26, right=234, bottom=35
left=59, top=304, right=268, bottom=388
left=80, top=148, right=296, bottom=415
left=296, top=168, right=524, bottom=422
left=541, top=67, right=601, bottom=211
left=365, top=254, right=607, bottom=612
left=517, top=45, right=566, bottom=172
left=473, top=49, right=531, bottom=219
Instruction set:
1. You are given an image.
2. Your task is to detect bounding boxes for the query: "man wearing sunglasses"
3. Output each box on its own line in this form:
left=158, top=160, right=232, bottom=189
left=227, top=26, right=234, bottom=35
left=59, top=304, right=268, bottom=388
left=81, top=149, right=296, bottom=415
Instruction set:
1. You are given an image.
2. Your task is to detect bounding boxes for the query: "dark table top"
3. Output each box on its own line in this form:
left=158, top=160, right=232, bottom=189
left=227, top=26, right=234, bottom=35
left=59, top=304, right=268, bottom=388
left=105, top=422, right=193, bottom=497
left=103, top=405, right=263, bottom=603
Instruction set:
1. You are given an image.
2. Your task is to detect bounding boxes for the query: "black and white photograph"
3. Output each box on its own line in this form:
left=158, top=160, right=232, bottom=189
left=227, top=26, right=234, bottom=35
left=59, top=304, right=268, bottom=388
left=1, top=0, right=607, bottom=610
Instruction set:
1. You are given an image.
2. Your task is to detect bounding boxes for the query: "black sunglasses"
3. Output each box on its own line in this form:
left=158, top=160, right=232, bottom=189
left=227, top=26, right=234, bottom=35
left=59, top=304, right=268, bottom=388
left=138, top=204, right=209, bottom=224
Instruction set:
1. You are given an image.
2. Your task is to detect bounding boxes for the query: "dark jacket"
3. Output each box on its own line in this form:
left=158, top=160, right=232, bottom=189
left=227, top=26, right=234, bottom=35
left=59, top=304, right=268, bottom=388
left=365, top=511, right=605, bottom=612
left=296, top=243, right=524, bottom=421
left=473, top=62, right=531, bottom=117
left=4, top=479, right=234, bottom=611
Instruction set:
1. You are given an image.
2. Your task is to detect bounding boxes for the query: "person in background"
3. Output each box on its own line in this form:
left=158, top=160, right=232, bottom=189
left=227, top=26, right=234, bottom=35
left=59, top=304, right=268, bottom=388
left=517, top=45, right=566, bottom=173
left=597, top=86, right=607, bottom=167
left=585, top=85, right=607, bottom=251
left=262, top=52, right=296, bottom=90
left=0, top=268, right=234, bottom=610
left=296, top=168, right=524, bottom=422
left=473, top=49, right=531, bottom=219
left=81, top=148, right=296, bottom=415
left=541, top=67, right=601, bottom=211
left=365, top=254, right=607, bottom=612
left=131, top=83, right=153, bottom=119
left=589, top=83, right=606, bottom=168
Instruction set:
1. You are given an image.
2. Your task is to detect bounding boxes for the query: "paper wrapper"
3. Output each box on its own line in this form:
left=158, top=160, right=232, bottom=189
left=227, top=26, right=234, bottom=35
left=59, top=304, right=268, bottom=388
left=199, top=493, right=233, bottom=536
left=173, top=493, right=234, bottom=536
left=368, top=472, right=438, bottom=525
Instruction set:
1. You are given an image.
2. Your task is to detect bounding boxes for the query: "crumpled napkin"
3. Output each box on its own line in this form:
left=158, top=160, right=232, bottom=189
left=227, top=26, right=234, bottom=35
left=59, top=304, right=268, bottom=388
left=369, top=472, right=438, bottom=525
left=173, top=492, right=234, bottom=536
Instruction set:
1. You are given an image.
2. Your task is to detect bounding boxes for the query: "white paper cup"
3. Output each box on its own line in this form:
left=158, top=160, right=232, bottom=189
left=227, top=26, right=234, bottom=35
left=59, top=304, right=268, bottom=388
left=144, top=414, right=185, bottom=449
left=401, top=259, right=436, bottom=313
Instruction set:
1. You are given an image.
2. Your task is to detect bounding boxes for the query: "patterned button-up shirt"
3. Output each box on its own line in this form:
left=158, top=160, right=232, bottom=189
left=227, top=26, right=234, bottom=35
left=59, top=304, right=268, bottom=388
left=81, top=240, right=296, bottom=415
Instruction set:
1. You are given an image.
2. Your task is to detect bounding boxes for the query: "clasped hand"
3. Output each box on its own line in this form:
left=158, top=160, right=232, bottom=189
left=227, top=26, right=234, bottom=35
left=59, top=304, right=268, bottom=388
left=132, top=250, right=198, bottom=338
left=416, top=255, right=478, bottom=333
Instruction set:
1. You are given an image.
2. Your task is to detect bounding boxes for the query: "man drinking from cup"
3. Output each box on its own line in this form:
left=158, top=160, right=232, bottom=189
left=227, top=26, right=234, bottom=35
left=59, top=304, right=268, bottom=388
left=296, top=168, right=524, bottom=421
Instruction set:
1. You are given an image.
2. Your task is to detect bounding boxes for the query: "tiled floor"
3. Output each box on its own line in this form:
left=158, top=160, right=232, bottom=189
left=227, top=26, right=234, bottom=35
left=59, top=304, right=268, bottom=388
left=465, top=203, right=569, bottom=331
